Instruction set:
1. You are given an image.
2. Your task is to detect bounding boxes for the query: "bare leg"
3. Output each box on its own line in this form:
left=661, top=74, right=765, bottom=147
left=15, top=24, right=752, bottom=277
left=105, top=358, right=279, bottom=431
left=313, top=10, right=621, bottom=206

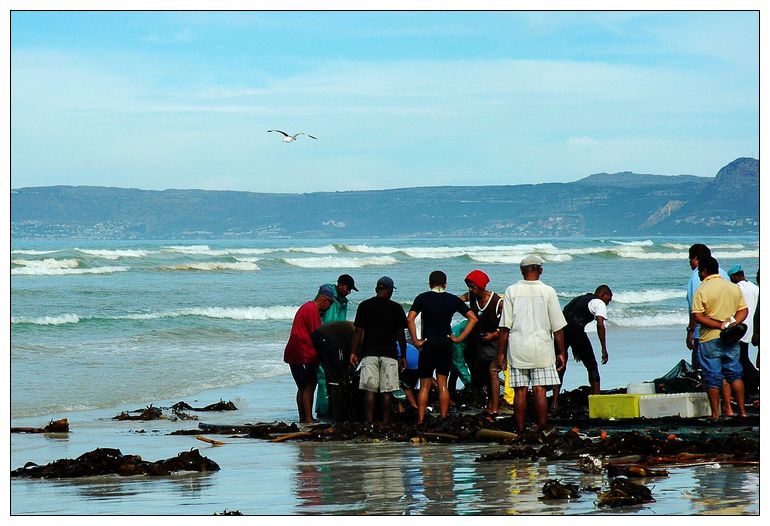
left=296, top=388, right=305, bottom=423
left=721, top=380, right=734, bottom=416
left=301, top=382, right=317, bottom=424
left=365, top=390, right=376, bottom=422
left=513, top=387, right=528, bottom=432
left=417, top=378, right=432, bottom=424
left=382, top=393, right=392, bottom=424
left=436, top=374, right=450, bottom=417
left=487, top=362, right=500, bottom=414
left=533, top=385, right=548, bottom=429
left=404, top=388, right=418, bottom=410
left=590, top=379, right=601, bottom=395
left=707, top=386, right=720, bottom=419
left=730, top=379, right=747, bottom=416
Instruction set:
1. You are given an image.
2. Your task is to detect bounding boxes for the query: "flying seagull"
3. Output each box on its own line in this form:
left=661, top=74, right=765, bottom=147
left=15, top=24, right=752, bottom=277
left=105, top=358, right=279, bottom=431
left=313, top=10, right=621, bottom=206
left=267, top=130, right=318, bottom=142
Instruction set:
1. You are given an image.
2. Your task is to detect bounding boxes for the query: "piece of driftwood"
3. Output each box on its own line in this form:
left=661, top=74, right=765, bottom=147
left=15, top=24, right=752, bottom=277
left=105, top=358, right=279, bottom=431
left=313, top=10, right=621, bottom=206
left=172, top=400, right=238, bottom=412
left=195, top=435, right=227, bottom=446
left=11, top=448, right=220, bottom=479
left=270, top=431, right=312, bottom=442
left=11, top=418, right=69, bottom=434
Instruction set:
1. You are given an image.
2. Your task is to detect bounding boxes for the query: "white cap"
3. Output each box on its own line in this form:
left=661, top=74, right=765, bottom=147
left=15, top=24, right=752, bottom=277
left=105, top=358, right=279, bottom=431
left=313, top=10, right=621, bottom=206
left=520, top=254, right=544, bottom=267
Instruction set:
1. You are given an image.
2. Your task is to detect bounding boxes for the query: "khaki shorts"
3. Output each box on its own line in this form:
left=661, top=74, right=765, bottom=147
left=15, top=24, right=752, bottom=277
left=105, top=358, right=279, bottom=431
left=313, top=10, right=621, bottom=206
left=359, top=356, right=400, bottom=393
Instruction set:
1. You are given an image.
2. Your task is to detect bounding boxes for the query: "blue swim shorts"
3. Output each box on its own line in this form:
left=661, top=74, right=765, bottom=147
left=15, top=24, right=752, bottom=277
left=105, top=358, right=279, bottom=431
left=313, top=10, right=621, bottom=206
left=698, top=338, right=743, bottom=389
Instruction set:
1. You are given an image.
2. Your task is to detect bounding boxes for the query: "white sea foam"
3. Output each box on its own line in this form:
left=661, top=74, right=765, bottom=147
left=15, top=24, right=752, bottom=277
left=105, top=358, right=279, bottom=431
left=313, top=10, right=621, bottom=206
left=11, top=258, right=129, bottom=275
left=162, top=245, right=212, bottom=254
left=711, top=249, right=759, bottom=260
left=11, top=249, right=59, bottom=255
left=164, top=261, right=260, bottom=271
left=342, top=244, right=401, bottom=254
left=123, top=305, right=299, bottom=321
left=283, top=255, right=399, bottom=268
left=610, top=240, right=654, bottom=247
left=11, top=313, right=81, bottom=325
left=611, top=289, right=686, bottom=304
left=75, top=248, right=150, bottom=259
left=12, top=258, right=79, bottom=269
left=608, top=312, right=690, bottom=328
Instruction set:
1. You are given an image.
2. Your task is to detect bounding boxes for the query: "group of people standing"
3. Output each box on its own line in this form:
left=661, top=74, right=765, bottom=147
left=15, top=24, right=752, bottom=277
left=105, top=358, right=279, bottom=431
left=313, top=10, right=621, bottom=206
left=685, top=244, right=759, bottom=419
left=283, top=257, right=613, bottom=432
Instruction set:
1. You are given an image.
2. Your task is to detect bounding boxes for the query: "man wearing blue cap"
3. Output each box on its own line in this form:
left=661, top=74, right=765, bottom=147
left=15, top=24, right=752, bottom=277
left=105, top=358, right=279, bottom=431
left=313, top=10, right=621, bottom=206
left=729, top=264, right=760, bottom=395
left=350, top=276, right=408, bottom=424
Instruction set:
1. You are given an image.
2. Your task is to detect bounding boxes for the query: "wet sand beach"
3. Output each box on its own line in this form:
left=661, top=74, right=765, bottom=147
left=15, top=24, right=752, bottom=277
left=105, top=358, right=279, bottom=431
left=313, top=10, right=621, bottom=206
left=9, top=327, right=761, bottom=516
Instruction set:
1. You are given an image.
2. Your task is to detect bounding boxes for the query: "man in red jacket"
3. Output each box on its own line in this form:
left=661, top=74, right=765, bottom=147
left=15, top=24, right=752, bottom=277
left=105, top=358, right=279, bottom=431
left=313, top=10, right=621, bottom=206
left=284, top=284, right=335, bottom=423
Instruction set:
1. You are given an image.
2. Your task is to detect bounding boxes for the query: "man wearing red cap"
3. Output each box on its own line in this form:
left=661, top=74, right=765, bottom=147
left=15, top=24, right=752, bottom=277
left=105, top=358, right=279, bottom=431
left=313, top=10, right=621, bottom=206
left=460, top=269, right=503, bottom=417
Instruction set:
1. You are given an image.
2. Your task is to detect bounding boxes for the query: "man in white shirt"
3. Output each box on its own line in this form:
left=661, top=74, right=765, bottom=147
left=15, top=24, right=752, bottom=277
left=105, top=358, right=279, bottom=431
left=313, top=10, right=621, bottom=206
left=728, top=264, right=760, bottom=395
left=497, top=255, right=567, bottom=432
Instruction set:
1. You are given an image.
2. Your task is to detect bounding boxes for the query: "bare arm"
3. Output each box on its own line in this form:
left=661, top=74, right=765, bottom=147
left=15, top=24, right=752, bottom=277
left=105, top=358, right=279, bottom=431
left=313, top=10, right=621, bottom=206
left=349, top=327, right=364, bottom=366
left=596, top=316, right=608, bottom=364
left=496, top=327, right=509, bottom=371
left=450, top=311, right=478, bottom=343
left=397, top=329, right=407, bottom=370
left=554, top=328, right=566, bottom=371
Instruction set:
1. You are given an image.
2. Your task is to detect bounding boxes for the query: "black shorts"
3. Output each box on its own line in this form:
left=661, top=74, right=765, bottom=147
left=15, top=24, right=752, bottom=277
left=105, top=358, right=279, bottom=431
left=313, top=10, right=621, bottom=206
left=400, top=369, right=420, bottom=390
left=563, top=327, right=600, bottom=383
left=418, top=337, right=453, bottom=378
left=290, top=363, right=319, bottom=389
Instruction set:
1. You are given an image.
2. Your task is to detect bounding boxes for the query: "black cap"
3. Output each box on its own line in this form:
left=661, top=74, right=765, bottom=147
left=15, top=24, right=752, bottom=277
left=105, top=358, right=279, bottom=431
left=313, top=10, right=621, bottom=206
left=376, top=276, right=396, bottom=290
left=337, top=274, right=358, bottom=292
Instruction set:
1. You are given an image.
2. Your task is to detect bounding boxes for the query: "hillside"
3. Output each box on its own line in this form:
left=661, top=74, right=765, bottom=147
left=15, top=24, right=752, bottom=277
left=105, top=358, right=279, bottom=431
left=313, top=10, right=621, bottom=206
left=10, top=158, right=759, bottom=239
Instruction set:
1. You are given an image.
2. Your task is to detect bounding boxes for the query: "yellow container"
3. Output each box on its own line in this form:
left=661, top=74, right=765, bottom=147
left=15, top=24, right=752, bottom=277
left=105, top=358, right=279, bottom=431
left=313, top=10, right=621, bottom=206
left=588, top=394, right=643, bottom=419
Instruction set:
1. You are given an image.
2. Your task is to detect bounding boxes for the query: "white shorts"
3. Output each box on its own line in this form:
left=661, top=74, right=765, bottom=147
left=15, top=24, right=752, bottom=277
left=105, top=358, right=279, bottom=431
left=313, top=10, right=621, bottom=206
left=509, top=364, right=560, bottom=388
left=359, top=356, right=400, bottom=393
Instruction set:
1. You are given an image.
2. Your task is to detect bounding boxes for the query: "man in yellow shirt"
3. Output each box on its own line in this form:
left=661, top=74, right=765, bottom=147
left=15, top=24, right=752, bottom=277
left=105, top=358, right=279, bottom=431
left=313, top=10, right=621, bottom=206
left=691, top=256, right=749, bottom=418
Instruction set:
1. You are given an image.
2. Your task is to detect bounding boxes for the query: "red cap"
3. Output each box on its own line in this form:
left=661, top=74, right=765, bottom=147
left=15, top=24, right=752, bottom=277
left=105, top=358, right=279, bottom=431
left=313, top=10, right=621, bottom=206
left=465, top=269, right=489, bottom=289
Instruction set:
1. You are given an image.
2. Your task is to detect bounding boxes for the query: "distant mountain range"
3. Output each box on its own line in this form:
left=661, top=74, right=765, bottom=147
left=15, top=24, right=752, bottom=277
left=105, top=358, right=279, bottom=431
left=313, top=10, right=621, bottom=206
left=10, top=157, right=759, bottom=239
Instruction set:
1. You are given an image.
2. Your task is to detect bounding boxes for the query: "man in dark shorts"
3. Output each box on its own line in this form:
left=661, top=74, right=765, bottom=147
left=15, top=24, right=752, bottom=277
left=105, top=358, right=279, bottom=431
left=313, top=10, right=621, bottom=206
left=555, top=285, right=612, bottom=409
left=407, top=270, right=478, bottom=424
left=311, top=320, right=356, bottom=422
left=284, top=285, right=335, bottom=423
left=349, top=276, right=408, bottom=424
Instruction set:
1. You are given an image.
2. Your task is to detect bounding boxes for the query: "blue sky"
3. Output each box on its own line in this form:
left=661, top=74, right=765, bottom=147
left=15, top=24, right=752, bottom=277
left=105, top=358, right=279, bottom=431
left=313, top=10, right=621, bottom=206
left=9, top=10, right=759, bottom=193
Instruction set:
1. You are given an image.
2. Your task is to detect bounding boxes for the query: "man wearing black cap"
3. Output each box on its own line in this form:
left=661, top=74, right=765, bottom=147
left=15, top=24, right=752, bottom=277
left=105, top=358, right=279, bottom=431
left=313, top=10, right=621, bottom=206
left=349, top=276, right=408, bottom=424
left=315, top=273, right=359, bottom=418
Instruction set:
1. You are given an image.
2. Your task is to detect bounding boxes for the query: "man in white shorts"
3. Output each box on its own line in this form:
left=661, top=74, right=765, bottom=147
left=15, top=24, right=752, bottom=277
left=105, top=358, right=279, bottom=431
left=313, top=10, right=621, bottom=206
left=497, top=255, right=567, bottom=432
left=350, top=276, right=408, bottom=424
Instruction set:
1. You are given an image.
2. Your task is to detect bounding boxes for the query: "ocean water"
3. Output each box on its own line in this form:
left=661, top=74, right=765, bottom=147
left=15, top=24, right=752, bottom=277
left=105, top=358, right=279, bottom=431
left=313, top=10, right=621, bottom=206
left=10, top=235, right=759, bottom=419
left=9, top=235, right=761, bottom=515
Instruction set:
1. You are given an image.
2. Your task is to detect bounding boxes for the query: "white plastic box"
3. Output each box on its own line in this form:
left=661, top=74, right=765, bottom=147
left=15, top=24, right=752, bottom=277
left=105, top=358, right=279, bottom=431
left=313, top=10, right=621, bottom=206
left=638, top=392, right=712, bottom=418
left=627, top=382, right=656, bottom=394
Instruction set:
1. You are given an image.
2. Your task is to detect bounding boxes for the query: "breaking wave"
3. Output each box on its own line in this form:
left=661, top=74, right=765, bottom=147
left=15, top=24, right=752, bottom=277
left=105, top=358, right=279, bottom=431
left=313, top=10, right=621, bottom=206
left=11, top=258, right=129, bottom=276
left=164, top=261, right=260, bottom=271
left=75, top=248, right=150, bottom=259
left=283, top=255, right=399, bottom=268
left=12, top=305, right=300, bottom=325
left=11, top=314, right=81, bottom=325
left=610, top=289, right=686, bottom=304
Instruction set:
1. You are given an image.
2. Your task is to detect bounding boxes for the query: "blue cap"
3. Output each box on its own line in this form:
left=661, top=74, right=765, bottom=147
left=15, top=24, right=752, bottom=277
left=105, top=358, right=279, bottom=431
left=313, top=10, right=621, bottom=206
left=727, top=264, right=743, bottom=277
left=318, top=284, right=336, bottom=300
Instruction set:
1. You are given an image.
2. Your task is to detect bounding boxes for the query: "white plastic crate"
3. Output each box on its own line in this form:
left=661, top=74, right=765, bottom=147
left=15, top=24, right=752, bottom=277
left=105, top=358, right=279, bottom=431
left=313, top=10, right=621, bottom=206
left=638, top=392, right=712, bottom=418
left=627, top=382, right=655, bottom=394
